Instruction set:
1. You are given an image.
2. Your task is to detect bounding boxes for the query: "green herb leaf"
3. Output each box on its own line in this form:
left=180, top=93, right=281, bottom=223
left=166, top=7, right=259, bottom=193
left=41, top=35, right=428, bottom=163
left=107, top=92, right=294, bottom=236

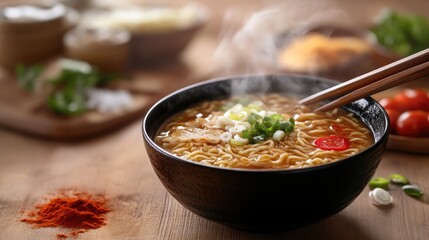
left=16, top=64, right=44, bottom=91
left=16, top=60, right=120, bottom=116
left=47, top=89, right=86, bottom=115
left=371, top=9, right=429, bottom=56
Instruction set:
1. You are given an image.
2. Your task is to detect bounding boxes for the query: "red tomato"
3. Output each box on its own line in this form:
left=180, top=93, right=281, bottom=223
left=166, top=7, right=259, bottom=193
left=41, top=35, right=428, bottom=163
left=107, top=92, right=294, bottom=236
left=314, top=135, right=350, bottom=151
left=385, top=109, right=401, bottom=134
left=379, top=97, right=407, bottom=112
left=396, top=111, right=429, bottom=137
left=394, top=89, right=429, bottom=111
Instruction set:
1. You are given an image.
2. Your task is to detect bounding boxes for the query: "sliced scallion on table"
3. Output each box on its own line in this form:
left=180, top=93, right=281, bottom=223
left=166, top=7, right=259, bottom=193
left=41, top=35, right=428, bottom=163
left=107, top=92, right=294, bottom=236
left=402, top=185, right=424, bottom=198
left=389, top=173, right=410, bottom=185
left=369, top=188, right=393, bottom=206
left=369, top=177, right=390, bottom=190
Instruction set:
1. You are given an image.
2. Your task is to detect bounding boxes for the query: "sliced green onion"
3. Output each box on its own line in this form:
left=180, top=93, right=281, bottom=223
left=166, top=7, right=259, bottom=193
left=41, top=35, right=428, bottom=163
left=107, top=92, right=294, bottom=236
left=219, top=132, right=232, bottom=143
left=239, top=113, right=294, bottom=144
left=230, top=134, right=249, bottom=146
left=221, top=100, right=295, bottom=145
left=402, top=185, right=424, bottom=198
left=251, top=135, right=265, bottom=144
left=389, top=173, right=410, bottom=185
left=246, top=103, right=262, bottom=111
left=230, top=139, right=246, bottom=146
left=369, top=188, right=393, bottom=206
left=369, top=177, right=390, bottom=190
left=273, top=130, right=286, bottom=142
left=247, top=112, right=263, bottom=125
left=228, top=111, right=246, bottom=121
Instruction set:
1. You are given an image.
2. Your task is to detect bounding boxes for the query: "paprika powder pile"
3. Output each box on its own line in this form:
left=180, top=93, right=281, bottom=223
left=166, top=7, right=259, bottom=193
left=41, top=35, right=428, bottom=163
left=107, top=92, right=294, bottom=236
left=21, top=190, right=110, bottom=239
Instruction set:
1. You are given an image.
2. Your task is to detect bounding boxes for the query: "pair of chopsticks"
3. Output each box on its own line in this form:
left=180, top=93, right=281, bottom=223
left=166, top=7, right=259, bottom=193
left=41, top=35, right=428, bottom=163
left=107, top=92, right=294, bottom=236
left=298, top=48, right=429, bottom=112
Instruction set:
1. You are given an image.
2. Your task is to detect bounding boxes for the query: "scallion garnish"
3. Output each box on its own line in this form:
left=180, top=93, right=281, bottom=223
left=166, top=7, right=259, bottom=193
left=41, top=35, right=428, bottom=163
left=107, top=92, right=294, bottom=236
left=240, top=112, right=295, bottom=144
left=402, top=185, right=424, bottom=198
left=389, top=173, right=410, bottom=185
left=369, top=177, right=390, bottom=190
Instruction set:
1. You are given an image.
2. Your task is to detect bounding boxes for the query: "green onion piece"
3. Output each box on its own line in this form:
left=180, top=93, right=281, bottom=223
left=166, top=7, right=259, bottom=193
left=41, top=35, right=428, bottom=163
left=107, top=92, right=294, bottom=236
left=228, top=111, right=245, bottom=121
left=230, top=138, right=247, bottom=146
left=389, top=173, right=410, bottom=185
left=270, top=114, right=283, bottom=121
left=272, top=130, right=286, bottom=142
left=250, top=135, right=265, bottom=144
left=402, top=185, right=424, bottom=198
left=247, top=112, right=262, bottom=125
left=246, top=103, right=262, bottom=111
left=240, top=113, right=295, bottom=144
left=369, top=177, right=390, bottom=190
left=369, top=188, right=393, bottom=206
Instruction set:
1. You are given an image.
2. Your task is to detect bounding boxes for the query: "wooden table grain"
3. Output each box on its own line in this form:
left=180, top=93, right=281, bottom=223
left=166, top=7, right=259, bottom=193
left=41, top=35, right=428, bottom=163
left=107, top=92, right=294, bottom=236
left=1, top=0, right=429, bottom=239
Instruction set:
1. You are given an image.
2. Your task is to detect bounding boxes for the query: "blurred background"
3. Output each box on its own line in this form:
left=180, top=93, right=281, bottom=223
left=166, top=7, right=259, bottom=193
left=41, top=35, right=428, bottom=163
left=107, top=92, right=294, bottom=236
left=1, top=0, right=429, bottom=239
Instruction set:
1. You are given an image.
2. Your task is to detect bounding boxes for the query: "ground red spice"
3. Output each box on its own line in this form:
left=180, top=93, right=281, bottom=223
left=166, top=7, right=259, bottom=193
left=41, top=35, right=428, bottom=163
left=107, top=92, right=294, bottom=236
left=21, top=190, right=110, bottom=239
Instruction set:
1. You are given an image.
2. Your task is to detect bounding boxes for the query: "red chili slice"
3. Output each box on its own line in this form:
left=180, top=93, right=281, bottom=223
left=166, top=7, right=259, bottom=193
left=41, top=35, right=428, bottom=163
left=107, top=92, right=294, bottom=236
left=314, top=135, right=350, bottom=151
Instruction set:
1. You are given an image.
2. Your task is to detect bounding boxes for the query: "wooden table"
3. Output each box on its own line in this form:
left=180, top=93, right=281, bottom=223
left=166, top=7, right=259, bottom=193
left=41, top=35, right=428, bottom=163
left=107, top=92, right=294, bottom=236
left=1, top=1, right=429, bottom=239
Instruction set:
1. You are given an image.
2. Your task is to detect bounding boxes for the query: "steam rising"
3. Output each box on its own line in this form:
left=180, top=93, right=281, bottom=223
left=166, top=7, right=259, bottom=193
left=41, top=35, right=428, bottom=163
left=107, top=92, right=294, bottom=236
left=211, top=0, right=359, bottom=96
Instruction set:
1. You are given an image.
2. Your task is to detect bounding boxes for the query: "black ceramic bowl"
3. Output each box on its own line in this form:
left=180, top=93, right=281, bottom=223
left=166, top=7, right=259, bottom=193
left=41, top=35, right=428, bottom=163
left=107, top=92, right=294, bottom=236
left=142, top=74, right=389, bottom=232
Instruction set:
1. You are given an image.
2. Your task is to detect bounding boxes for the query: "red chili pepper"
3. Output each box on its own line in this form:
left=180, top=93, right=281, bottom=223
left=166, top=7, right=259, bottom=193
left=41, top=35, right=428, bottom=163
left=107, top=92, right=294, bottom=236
left=314, top=135, right=350, bottom=151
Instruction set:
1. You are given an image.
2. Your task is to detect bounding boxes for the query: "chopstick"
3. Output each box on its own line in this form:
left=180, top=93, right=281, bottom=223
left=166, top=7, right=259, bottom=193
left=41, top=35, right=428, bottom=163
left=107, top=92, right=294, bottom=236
left=314, top=61, right=429, bottom=112
left=298, top=48, right=429, bottom=109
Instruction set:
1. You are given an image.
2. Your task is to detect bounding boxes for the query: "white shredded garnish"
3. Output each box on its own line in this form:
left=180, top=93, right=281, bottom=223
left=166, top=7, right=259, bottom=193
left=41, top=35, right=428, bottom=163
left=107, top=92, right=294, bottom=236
left=86, top=88, right=134, bottom=113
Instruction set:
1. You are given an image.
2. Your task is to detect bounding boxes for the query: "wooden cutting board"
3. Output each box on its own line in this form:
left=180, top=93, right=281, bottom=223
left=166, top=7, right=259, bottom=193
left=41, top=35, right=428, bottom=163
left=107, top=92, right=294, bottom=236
left=0, top=68, right=163, bottom=140
left=0, top=34, right=217, bottom=140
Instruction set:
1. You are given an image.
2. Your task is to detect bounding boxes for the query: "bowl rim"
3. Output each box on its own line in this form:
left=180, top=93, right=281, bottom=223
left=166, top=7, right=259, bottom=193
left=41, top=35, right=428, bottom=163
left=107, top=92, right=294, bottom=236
left=0, top=3, right=68, bottom=24
left=84, top=2, right=211, bottom=37
left=142, top=73, right=389, bottom=173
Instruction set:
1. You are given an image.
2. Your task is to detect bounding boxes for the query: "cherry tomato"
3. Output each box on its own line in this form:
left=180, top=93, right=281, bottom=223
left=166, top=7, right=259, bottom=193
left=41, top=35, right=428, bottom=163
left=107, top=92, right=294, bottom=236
left=314, top=135, right=350, bottom=151
left=396, top=111, right=429, bottom=137
left=379, top=97, right=407, bottom=112
left=385, top=109, right=401, bottom=134
left=394, top=89, right=429, bottom=111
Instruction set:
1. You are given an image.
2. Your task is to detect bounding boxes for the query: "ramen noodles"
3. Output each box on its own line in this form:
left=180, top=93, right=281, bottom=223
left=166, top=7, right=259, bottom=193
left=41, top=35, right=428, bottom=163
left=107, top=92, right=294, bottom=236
left=156, top=94, right=373, bottom=169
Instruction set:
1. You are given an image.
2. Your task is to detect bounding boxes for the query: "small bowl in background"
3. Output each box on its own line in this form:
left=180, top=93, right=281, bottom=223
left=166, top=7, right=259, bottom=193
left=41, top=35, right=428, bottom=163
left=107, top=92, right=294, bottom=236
left=80, top=3, right=210, bottom=64
left=0, top=3, right=79, bottom=69
left=142, top=74, right=389, bottom=231
left=64, top=28, right=131, bottom=73
left=276, top=25, right=398, bottom=81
